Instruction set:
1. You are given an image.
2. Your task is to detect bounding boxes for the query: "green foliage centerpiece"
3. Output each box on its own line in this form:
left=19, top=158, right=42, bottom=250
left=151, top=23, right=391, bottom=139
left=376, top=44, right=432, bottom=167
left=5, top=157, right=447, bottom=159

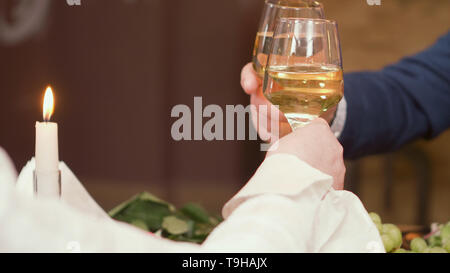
left=109, top=192, right=222, bottom=244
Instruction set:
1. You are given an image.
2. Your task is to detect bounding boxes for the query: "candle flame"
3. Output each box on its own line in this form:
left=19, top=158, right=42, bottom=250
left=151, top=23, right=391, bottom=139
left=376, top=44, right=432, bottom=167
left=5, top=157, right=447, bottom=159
left=43, top=86, right=54, bottom=122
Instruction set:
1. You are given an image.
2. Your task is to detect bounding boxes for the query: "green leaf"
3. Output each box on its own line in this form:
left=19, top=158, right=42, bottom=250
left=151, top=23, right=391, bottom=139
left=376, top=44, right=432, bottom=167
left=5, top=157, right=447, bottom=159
left=108, top=193, right=141, bottom=218
left=162, top=216, right=189, bottom=235
left=110, top=191, right=223, bottom=244
left=166, top=234, right=205, bottom=244
left=114, top=199, right=173, bottom=231
left=108, top=192, right=175, bottom=217
left=194, top=223, right=215, bottom=237
left=131, top=219, right=148, bottom=231
left=180, top=203, right=211, bottom=224
left=139, top=192, right=176, bottom=212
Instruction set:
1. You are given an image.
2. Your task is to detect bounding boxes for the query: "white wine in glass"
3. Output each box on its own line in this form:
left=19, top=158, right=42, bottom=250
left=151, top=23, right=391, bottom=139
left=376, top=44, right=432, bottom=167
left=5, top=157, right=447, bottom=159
left=265, top=65, right=343, bottom=129
left=252, top=0, right=325, bottom=76
left=263, top=18, right=344, bottom=130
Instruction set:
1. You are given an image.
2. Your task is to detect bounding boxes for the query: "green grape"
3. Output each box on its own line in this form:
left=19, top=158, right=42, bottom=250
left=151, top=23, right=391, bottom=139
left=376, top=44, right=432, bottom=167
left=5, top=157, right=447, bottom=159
left=383, top=224, right=403, bottom=249
left=443, top=240, right=450, bottom=253
left=440, top=225, right=450, bottom=240
left=428, top=235, right=442, bottom=247
left=410, top=237, right=428, bottom=253
left=375, top=222, right=383, bottom=234
left=382, top=234, right=395, bottom=253
left=393, top=248, right=408, bottom=253
left=424, top=247, right=447, bottom=253
left=369, top=212, right=382, bottom=225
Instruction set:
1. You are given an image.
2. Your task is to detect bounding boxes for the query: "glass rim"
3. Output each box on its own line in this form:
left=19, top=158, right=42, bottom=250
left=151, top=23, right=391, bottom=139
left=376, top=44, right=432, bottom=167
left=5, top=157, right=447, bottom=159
left=277, top=18, right=337, bottom=25
left=265, top=1, right=324, bottom=11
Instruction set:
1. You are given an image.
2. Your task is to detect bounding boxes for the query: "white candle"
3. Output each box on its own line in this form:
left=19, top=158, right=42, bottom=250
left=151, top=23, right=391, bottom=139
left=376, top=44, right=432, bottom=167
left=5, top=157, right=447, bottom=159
left=35, top=122, right=59, bottom=173
left=34, top=86, right=60, bottom=198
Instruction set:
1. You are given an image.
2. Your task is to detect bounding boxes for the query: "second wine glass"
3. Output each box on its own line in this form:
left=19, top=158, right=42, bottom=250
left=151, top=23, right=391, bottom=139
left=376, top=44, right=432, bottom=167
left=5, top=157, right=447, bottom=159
left=252, top=0, right=325, bottom=76
left=263, top=18, right=344, bottom=130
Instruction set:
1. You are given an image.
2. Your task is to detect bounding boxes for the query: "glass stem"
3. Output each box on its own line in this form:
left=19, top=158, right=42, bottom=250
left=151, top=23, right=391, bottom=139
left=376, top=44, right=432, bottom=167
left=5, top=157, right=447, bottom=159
left=287, top=118, right=309, bottom=131
left=285, top=113, right=317, bottom=130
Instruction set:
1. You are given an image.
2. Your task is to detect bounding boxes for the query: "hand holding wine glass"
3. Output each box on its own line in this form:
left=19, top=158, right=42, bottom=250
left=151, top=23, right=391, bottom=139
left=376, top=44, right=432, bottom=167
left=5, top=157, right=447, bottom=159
left=263, top=18, right=344, bottom=130
left=240, top=62, right=340, bottom=140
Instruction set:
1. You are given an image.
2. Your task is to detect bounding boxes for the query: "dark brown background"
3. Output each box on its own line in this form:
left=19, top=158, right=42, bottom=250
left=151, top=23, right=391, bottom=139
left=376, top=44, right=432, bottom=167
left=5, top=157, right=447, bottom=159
left=0, top=0, right=449, bottom=224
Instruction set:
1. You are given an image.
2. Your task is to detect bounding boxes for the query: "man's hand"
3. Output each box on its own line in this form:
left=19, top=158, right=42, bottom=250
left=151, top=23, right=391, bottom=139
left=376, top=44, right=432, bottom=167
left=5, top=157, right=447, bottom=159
left=267, top=118, right=345, bottom=190
left=241, top=63, right=338, bottom=139
left=241, top=63, right=292, bottom=140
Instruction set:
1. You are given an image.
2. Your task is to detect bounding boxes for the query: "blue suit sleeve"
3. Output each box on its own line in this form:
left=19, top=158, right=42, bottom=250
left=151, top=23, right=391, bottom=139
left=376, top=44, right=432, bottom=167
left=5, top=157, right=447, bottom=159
left=341, top=31, right=450, bottom=159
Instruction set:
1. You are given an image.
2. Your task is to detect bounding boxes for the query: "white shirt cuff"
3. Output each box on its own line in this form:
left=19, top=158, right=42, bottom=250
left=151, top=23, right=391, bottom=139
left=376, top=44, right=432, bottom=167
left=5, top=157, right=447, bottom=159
left=213, top=154, right=384, bottom=253
left=331, top=96, right=347, bottom=139
left=222, top=154, right=333, bottom=219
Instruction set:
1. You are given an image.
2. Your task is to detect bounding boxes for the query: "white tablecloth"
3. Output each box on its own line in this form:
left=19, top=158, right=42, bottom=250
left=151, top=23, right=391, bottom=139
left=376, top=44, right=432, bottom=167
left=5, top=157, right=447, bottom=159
left=0, top=148, right=384, bottom=253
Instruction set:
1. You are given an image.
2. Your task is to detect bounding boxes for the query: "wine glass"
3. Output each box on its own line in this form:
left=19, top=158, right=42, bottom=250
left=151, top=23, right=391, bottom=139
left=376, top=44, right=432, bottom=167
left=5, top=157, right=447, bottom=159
left=252, top=0, right=325, bottom=77
left=263, top=18, right=343, bottom=130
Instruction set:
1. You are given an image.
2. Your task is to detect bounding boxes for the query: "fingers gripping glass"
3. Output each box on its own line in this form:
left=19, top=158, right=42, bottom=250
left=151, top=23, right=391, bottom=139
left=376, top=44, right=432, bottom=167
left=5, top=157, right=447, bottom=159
left=263, top=18, right=344, bottom=130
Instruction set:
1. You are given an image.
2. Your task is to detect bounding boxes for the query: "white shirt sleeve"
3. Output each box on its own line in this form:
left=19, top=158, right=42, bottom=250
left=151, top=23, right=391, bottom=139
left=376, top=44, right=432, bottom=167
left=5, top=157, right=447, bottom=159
left=0, top=154, right=383, bottom=253
left=0, top=147, right=17, bottom=187
left=331, top=96, right=348, bottom=139
left=203, top=154, right=383, bottom=253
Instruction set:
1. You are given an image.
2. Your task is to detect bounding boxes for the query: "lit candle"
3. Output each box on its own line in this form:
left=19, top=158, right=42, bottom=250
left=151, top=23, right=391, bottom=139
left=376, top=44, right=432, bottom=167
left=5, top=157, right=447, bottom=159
left=34, top=86, right=60, bottom=198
